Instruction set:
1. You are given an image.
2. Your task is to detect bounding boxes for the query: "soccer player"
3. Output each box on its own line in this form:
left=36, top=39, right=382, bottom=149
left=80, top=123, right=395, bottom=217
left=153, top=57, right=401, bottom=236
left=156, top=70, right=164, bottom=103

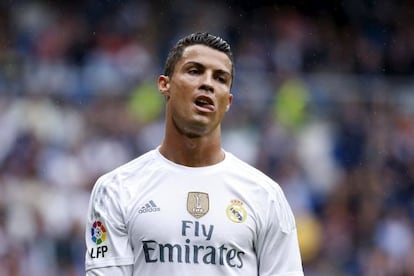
left=85, top=32, right=304, bottom=275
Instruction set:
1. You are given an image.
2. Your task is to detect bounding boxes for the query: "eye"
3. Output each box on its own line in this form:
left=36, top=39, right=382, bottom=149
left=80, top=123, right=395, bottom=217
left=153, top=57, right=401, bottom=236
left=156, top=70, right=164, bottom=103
left=215, top=75, right=228, bottom=84
left=188, top=68, right=200, bottom=75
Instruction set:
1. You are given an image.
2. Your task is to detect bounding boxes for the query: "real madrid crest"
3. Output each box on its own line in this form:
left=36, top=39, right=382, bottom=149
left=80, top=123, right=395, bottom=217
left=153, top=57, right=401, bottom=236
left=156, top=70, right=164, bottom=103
left=226, top=199, right=247, bottom=223
left=187, top=192, right=209, bottom=219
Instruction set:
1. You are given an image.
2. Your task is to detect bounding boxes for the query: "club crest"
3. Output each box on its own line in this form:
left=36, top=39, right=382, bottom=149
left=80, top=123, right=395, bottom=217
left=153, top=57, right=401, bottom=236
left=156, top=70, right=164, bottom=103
left=187, top=192, right=209, bottom=219
left=226, top=199, right=247, bottom=223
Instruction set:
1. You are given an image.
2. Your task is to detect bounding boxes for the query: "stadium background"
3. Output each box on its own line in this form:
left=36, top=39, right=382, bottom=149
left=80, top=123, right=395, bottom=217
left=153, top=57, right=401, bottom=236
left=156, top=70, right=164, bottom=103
left=0, top=0, right=414, bottom=275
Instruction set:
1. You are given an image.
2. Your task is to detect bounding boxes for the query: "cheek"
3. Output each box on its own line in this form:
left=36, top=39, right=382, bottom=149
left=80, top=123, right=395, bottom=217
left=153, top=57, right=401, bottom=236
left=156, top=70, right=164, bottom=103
left=171, top=79, right=194, bottom=99
left=218, top=97, right=231, bottom=115
left=220, top=93, right=231, bottom=106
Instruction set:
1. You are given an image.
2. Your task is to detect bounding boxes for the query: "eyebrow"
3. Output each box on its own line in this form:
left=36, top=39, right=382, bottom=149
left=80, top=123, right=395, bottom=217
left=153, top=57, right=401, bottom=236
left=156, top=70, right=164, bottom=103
left=184, top=61, right=232, bottom=77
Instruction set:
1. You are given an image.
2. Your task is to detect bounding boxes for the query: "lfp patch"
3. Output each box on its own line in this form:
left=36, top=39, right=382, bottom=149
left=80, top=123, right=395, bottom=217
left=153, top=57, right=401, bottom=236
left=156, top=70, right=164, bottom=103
left=91, top=221, right=107, bottom=245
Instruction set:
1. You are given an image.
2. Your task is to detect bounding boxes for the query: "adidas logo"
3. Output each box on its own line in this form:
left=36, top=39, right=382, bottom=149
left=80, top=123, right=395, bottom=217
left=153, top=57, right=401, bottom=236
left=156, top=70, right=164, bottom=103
left=138, top=200, right=161, bottom=214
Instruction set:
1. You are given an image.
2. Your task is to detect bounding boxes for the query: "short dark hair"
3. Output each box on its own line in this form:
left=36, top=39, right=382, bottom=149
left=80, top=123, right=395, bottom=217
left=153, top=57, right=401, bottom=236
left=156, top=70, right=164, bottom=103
left=163, top=32, right=234, bottom=81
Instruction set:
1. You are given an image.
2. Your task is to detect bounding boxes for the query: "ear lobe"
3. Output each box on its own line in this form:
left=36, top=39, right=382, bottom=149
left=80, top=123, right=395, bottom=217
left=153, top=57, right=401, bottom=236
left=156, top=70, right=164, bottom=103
left=226, top=93, right=233, bottom=112
left=158, top=75, right=170, bottom=96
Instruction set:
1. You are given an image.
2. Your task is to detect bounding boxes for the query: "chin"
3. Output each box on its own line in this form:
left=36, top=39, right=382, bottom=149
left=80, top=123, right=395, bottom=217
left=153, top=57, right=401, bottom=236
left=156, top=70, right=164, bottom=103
left=180, top=121, right=211, bottom=138
left=173, top=113, right=215, bottom=138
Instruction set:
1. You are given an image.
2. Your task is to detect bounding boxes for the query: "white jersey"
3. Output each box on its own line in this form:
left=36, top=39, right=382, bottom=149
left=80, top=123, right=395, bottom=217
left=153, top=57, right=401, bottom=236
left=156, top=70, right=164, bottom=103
left=85, top=148, right=303, bottom=276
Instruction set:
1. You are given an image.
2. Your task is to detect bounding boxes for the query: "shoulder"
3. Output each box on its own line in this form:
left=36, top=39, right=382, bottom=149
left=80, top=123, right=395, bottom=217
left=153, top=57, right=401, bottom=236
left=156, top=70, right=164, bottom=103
left=224, top=151, right=296, bottom=230
left=91, top=149, right=159, bottom=197
left=224, top=151, right=283, bottom=195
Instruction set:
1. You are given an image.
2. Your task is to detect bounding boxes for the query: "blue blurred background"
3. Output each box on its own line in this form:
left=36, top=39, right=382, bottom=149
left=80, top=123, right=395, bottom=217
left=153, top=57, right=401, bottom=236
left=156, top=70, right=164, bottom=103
left=0, top=0, right=414, bottom=275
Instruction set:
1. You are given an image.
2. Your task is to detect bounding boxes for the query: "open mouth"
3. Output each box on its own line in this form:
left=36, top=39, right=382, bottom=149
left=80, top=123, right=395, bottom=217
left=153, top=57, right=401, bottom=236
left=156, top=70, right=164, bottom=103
left=194, top=96, right=215, bottom=112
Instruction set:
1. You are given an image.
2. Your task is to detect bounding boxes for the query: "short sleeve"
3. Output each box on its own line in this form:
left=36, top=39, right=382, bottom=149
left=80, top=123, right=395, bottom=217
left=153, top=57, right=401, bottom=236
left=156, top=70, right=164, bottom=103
left=256, top=184, right=304, bottom=276
left=85, top=174, right=134, bottom=271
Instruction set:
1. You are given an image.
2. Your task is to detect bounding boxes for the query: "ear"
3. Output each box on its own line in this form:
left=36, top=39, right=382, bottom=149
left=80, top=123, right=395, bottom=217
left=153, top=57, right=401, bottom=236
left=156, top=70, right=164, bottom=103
left=158, top=75, right=170, bottom=97
left=226, top=93, right=233, bottom=112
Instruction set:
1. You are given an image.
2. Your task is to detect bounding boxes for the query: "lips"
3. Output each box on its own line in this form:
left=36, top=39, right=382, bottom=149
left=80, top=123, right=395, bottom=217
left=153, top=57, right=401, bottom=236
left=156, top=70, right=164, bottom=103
left=194, top=95, right=215, bottom=112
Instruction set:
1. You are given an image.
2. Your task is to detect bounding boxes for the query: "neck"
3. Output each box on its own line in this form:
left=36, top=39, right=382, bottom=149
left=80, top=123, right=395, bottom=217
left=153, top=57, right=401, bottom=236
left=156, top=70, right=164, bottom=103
left=159, top=128, right=224, bottom=167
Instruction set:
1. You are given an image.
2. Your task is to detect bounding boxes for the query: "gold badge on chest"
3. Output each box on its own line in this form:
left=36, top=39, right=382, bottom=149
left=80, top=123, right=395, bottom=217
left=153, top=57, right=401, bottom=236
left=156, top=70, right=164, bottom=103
left=187, top=192, right=209, bottom=219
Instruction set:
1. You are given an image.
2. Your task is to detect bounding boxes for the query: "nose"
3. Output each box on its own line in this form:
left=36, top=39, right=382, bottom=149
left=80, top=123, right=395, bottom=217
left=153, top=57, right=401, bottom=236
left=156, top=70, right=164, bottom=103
left=199, top=72, right=214, bottom=93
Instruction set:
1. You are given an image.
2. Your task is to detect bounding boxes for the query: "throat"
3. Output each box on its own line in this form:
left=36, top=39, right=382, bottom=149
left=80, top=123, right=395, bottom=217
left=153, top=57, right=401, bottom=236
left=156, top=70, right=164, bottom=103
left=159, top=142, right=225, bottom=167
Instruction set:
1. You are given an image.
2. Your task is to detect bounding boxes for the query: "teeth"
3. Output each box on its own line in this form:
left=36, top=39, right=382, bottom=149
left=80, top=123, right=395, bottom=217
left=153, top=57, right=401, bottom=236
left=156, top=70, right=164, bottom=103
left=196, top=99, right=209, bottom=105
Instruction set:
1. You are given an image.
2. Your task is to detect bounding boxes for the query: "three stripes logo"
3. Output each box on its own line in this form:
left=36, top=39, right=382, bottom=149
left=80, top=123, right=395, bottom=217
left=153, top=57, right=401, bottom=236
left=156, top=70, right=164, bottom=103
left=138, top=200, right=161, bottom=214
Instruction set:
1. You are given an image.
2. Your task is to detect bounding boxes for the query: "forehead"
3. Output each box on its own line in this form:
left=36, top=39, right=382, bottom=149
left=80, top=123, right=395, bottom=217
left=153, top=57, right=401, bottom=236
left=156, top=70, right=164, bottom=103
left=177, top=44, right=232, bottom=73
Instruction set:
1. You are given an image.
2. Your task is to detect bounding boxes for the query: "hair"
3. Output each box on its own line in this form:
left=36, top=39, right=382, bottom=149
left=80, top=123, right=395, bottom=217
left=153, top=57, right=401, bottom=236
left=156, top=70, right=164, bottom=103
left=163, top=32, right=234, bottom=81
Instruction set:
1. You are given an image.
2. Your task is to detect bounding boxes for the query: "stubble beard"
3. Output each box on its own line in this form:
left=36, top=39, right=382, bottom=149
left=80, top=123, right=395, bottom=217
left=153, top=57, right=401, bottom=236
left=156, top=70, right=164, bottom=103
left=172, top=116, right=209, bottom=139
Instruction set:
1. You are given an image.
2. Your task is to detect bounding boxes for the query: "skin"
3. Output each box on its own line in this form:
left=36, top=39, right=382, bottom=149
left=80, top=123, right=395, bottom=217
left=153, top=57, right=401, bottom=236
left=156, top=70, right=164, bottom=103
left=158, top=44, right=233, bottom=167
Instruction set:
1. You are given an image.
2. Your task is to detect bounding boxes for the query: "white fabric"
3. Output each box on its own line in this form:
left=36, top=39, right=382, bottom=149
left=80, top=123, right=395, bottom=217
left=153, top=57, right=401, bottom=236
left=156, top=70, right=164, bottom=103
left=86, top=265, right=133, bottom=276
left=85, top=148, right=303, bottom=276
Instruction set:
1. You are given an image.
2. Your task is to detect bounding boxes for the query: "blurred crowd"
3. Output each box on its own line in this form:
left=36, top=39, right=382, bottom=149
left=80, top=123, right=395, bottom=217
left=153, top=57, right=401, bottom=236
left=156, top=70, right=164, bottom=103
left=0, top=0, right=414, bottom=275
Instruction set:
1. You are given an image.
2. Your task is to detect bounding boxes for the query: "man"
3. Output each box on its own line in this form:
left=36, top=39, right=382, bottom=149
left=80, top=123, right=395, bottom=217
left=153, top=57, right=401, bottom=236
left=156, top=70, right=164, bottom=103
left=85, top=32, right=304, bottom=275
